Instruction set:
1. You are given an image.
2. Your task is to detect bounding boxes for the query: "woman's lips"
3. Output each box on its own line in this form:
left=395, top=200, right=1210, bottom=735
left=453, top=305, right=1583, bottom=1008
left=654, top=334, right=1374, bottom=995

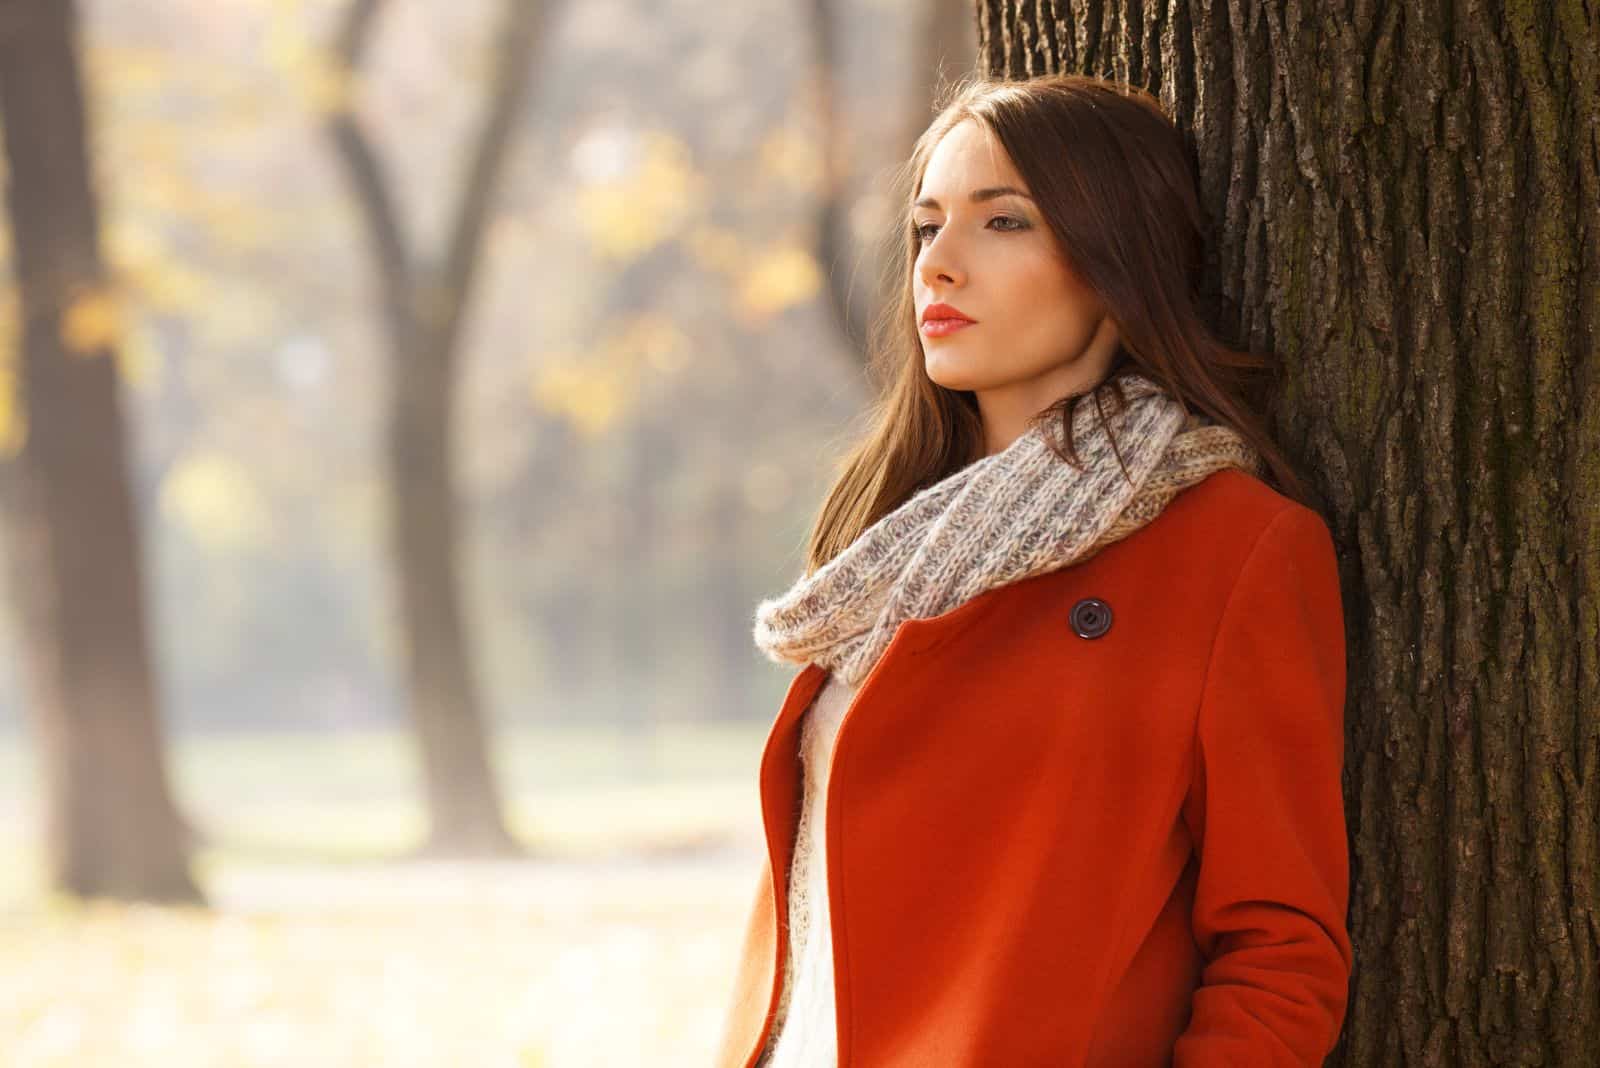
left=921, top=318, right=976, bottom=337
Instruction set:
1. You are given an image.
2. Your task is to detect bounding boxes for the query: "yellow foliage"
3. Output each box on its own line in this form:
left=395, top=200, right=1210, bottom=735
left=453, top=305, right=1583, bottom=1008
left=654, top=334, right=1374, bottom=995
left=161, top=452, right=271, bottom=552
left=107, top=216, right=165, bottom=271
left=685, top=225, right=744, bottom=274
left=132, top=260, right=209, bottom=316
left=0, top=365, right=21, bottom=461
left=606, top=313, right=690, bottom=375
left=530, top=315, right=691, bottom=435
left=108, top=218, right=209, bottom=315
left=0, top=291, right=17, bottom=458
left=574, top=131, right=705, bottom=261
left=194, top=288, right=280, bottom=351
left=206, top=196, right=276, bottom=254
left=59, top=285, right=125, bottom=356
left=304, top=61, right=356, bottom=115
left=116, top=321, right=163, bottom=390
left=758, top=124, right=823, bottom=191
left=532, top=356, right=630, bottom=438
left=265, top=8, right=353, bottom=114
left=83, top=42, right=168, bottom=95
left=737, top=243, right=822, bottom=319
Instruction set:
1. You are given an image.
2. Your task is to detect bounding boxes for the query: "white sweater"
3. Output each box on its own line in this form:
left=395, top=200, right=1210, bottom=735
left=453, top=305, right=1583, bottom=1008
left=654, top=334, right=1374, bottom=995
left=754, top=669, right=861, bottom=1068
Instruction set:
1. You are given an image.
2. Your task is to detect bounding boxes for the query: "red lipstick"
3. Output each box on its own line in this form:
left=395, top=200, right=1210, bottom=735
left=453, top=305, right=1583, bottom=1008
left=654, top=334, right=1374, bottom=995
left=920, top=302, right=976, bottom=337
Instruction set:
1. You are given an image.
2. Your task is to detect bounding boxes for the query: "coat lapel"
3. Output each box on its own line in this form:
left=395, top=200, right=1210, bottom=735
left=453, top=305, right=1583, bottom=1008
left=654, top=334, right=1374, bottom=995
left=714, top=661, right=828, bottom=1068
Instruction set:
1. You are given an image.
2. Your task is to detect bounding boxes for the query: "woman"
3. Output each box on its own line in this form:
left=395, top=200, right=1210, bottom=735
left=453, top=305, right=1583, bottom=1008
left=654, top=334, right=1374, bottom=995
left=715, top=73, right=1353, bottom=1068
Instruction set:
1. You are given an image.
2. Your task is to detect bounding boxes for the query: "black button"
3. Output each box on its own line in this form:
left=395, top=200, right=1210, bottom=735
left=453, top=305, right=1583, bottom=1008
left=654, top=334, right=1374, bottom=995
left=1070, top=597, right=1112, bottom=639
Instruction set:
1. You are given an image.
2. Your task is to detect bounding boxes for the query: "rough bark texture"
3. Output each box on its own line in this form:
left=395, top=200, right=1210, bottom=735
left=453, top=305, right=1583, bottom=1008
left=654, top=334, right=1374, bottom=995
left=0, top=0, right=201, bottom=902
left=326, top=0, right=550, bottom=856
left=978, top=2, right=1600, bottom=1064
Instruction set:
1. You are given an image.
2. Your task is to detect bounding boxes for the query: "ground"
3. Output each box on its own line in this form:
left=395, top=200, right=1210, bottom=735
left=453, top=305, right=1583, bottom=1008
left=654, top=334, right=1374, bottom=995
left=0, top=721, right=772, bottom=1067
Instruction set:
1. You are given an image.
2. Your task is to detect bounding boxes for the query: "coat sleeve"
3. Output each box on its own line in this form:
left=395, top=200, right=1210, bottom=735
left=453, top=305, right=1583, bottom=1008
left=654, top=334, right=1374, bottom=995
left=1172, top=504, right=1354, bottom=1067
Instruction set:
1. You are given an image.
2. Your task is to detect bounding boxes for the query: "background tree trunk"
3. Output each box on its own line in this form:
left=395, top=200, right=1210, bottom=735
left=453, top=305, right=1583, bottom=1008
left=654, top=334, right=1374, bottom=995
left=701, top=481, right=754, bottom=722
left=324, top=0, right=555, bottom=857
left=809, top=0, right=977, bottom=367
left=978, top=2, right=1600, bottom=1064
left=0, top=0, right=201, bottom=902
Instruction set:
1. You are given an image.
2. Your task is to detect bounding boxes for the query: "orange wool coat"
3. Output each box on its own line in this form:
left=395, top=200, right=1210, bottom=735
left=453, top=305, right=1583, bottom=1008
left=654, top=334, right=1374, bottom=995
left=713, top=468, right=1354, bottom=1067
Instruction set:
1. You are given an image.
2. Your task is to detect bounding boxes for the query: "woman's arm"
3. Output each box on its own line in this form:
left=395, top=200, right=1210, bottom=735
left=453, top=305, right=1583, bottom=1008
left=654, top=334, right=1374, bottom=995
left=1173, top=504, right=1355, bottom=1067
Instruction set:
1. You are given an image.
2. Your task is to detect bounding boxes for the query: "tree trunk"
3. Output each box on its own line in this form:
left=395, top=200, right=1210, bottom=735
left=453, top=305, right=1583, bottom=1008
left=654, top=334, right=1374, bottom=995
left=810, top=0, right=977, bottom=366
left=324, top=0, right=555, bottom=857
left=978, top=3, right=1600, bottom=1064
left=911, top=0, right=980, bottom=134
left=0, top=0, right=201, bottom=903
left=389, top=317, right=518, bottom=855
left=613, top=417, right=666, bottom=776
left=807, top=0, right=870, bottom=354
left=517, top=418, right=593, bottom=709
left=701, top=482, right=753, bottom=722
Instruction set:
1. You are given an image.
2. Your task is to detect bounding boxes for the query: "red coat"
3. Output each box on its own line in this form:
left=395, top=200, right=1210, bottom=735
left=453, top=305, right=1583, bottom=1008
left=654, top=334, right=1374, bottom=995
left=714, top=468, right=1353, bottom=1066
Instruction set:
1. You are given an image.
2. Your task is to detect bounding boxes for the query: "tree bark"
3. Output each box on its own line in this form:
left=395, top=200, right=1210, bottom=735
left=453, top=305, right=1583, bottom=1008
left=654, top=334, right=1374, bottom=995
left=0, top=0, right=201, bottom=902
left=325, top=0, right=553, bottom=856
left=978, top=2, right=1600, bottom=1064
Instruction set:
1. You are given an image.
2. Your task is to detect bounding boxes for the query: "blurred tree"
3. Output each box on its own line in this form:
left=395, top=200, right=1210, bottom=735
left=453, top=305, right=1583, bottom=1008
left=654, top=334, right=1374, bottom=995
left=0, top=0, right=201, bottom=902
left=908, top=0, right=979, bottom=140
left=979, top=2, right=1600, bottom=1063
left=322, top=0, right=555, bottom=857
left=807, top=0, right=867, bottom=354
left=699, top=477, right=753, bottom=719
left=809, top=0, right=975, bottom=363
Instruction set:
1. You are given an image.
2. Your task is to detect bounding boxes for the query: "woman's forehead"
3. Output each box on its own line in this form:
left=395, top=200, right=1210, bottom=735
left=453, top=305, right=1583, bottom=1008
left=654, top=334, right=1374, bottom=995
left=916, top=120, right=1026, bottom=204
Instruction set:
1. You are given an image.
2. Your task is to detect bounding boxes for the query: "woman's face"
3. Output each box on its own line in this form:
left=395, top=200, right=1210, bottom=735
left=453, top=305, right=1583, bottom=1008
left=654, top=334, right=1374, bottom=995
left=911, top=118, right=1120, bottom=445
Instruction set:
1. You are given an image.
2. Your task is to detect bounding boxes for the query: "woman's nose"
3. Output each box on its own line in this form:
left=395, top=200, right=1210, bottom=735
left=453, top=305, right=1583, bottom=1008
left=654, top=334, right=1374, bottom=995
left=917, top=230, right=966, bottom=288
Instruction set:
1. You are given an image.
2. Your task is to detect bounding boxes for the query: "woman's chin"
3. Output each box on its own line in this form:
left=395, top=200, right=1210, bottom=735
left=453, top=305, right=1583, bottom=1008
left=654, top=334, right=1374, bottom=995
left=923, top=352, right=990, bottom=393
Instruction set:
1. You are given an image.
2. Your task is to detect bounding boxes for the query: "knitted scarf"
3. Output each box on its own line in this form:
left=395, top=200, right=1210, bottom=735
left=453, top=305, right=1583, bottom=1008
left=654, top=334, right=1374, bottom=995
left=752, top=372, right=1263, bottom=687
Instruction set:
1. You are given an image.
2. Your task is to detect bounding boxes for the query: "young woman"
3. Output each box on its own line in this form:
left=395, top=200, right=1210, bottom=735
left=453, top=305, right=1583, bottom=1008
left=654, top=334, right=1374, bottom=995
left=715, top=73, right=1353, bottom=1068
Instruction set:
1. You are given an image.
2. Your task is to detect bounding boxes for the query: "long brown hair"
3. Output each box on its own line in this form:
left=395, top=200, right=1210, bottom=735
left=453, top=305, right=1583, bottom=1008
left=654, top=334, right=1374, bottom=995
left=802, top=72, right=1311, bottom=575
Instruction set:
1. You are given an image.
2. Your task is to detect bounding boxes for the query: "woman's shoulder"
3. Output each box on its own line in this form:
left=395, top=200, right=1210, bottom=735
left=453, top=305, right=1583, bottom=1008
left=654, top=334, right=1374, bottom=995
left=1126, top=466, right=1340, bottom=609
left=1167, top=467, right=1333, bottom=548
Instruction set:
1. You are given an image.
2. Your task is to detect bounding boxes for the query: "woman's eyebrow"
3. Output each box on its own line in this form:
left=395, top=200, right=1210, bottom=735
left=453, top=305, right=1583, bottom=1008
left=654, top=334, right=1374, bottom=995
left=913, top=186, right=1035, bottom=210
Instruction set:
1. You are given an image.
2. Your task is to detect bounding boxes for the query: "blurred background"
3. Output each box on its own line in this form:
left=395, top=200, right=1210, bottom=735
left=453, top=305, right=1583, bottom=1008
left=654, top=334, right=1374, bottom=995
left=0, top=0, right=975, bottom=1063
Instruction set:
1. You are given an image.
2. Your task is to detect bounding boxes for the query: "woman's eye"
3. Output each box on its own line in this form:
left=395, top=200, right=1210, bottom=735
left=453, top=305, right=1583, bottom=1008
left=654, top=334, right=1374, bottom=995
left=911, top=216, right=1026, bottom=242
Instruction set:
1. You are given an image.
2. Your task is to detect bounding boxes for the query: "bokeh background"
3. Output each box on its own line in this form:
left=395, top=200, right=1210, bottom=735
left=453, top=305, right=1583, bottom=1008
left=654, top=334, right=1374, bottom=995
left=0, top=0, right=974, bottom=1063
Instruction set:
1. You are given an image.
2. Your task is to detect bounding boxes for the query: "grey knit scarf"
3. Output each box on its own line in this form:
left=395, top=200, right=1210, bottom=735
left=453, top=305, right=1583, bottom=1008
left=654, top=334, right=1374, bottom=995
left=752, top=372, right=1263, bottom=687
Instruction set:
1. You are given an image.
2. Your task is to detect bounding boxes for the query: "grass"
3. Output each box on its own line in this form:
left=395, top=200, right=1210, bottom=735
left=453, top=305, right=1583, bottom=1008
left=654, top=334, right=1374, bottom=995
left=0, top=721, right=777, bottom=1067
